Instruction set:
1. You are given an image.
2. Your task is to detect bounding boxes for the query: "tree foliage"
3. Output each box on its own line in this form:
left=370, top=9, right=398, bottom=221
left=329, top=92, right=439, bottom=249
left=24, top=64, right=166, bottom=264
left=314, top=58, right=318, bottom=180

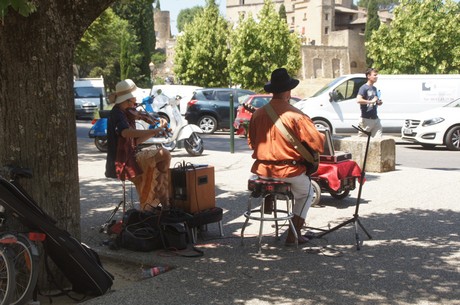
left=227, top=14, right=264, bottom=90
left=177, top=6, right=203, bottom=34
left=279, top=4, right=287, bottom=21
left=74, top=9, right=140, bottom=91
left=174, top=0, right=230, bottom=87
left=1, top=0, right=115, bottom=243
left=112, top=0, right=156, bottom=87
left=357, top=0, right=399, bottom=9
left=227, top=0, right=301, bottom=91
left=367, top=0, right=460, bottom=74
left=0, top=0, right=36, bottom=20
left=364, top=0, right=380, bottom=67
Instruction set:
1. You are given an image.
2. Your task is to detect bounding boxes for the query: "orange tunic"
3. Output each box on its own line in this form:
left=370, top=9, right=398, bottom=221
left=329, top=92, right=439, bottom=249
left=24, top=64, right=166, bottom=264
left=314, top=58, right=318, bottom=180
left=248, top=99, right=325, bottom=178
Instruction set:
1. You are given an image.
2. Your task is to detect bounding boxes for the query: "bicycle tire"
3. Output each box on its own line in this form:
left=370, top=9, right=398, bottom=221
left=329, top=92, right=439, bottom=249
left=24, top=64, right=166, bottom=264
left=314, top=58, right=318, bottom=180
left=7, top=233, right=40, bottom=305
left=0, top=247, right=16, bottom=305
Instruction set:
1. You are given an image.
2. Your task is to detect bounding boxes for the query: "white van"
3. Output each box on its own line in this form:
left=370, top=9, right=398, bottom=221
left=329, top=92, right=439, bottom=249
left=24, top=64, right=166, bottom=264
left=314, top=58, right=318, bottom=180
left=150, top=84, right=202, bottom=116
left=74, top=77, right=106, bottom=119
left=295, top=74, right=460, bottom=133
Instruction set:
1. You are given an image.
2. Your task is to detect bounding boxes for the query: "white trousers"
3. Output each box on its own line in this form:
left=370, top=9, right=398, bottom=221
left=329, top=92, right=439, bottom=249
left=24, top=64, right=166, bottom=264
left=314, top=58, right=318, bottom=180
left=260, top=174, right=313, bottom=219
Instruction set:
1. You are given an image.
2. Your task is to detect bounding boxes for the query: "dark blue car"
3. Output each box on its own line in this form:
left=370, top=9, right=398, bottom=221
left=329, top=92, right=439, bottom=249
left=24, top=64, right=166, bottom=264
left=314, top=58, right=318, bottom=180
left=185, top=88, right=255, bottom=134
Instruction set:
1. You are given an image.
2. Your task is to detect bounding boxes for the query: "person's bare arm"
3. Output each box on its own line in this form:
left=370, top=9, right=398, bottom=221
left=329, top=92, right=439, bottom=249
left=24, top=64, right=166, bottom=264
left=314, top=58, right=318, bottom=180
left=121, top=128, right=163, bottom=144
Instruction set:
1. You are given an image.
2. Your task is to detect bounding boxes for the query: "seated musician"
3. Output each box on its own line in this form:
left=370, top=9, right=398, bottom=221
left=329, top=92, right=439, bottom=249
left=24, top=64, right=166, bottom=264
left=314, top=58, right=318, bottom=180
left=248, top=68, right=325, bottom=245
left=105, top=79, right=171, bottom=211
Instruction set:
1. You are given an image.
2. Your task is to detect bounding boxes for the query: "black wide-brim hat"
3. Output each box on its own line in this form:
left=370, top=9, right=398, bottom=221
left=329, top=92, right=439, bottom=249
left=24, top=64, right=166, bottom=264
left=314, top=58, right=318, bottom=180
left=264, top=68, right=299, bottom=93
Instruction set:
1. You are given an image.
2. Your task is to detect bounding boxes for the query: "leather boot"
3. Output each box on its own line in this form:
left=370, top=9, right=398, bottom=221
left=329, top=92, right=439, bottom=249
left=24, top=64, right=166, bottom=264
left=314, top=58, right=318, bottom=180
left=285, top=215, right=309, bottom=246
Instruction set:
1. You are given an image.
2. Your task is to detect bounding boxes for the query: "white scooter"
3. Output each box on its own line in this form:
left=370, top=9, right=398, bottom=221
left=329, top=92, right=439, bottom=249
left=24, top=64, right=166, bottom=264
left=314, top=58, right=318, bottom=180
left=138, top=90, right=204, bottom=156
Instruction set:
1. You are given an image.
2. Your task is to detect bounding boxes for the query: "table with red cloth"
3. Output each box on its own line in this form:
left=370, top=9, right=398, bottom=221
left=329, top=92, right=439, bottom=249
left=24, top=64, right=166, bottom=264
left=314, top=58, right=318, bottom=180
left=311, top=160, right=363, bottom=191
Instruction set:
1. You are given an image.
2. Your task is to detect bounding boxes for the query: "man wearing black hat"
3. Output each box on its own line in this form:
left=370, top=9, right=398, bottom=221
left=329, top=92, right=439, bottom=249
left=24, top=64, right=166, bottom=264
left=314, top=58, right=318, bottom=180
left=248, top=68, right=325, bottom=246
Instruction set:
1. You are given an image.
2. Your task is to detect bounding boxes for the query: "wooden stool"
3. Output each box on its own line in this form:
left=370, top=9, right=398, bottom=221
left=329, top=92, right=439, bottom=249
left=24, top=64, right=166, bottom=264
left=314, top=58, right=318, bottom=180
left=241, top=177, right=298, bottom=253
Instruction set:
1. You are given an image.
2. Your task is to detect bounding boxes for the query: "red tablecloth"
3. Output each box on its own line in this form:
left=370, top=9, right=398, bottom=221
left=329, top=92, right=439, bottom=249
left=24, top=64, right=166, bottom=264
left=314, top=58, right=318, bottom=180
left=312, top=160, right=362, bottom=191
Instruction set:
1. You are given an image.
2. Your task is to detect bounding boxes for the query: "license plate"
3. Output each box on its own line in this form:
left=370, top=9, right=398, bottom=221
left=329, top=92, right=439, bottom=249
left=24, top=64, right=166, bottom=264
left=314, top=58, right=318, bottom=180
left=403, top=128, right=413, bottom=136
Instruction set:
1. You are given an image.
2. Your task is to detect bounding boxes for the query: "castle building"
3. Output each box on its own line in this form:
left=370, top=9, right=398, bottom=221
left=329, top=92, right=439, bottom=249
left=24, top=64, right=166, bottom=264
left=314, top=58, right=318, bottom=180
left=154, top=0, right=392, bottom=80
left=226, top=0, right=392, bottom=78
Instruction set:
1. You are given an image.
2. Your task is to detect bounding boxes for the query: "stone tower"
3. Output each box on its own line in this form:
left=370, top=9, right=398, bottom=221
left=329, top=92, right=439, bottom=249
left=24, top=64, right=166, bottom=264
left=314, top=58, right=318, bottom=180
left=154, top=9, right=171, bottom=51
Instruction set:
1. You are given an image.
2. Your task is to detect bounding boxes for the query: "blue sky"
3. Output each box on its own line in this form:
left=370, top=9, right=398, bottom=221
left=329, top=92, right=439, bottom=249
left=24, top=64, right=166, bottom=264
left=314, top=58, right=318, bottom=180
left=156, top=0, right=226, bottom=35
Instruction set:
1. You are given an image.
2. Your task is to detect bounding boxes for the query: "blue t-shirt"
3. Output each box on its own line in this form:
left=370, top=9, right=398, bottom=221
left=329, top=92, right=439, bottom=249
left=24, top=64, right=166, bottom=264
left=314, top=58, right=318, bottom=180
left=358, top=83, right=379, bottom=119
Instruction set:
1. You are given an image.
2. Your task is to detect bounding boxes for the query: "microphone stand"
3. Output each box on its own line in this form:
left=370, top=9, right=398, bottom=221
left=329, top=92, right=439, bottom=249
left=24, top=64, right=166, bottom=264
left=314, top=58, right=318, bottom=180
left=313, top=125, right=372, bottom=250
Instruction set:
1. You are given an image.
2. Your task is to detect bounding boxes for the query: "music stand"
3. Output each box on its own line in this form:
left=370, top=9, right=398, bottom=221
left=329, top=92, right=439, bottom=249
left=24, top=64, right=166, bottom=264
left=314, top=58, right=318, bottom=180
left=311, top=125, right=372, bottom=250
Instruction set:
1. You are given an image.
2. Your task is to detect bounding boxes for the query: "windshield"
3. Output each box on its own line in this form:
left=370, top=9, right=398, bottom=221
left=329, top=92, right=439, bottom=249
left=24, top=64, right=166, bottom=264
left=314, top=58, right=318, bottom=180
left=311, top=76, right=347, bottom=97
left=74, top=87, right=104, bottom=98
left=444, top=98, right=460, bottom=107
left=238, top=95, right=251, bottom=104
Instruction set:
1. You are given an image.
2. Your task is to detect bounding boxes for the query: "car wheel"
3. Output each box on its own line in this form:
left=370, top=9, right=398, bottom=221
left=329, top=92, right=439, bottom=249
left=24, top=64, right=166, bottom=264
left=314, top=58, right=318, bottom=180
left=313, top=119, right=331, bottom=131
left=311, top=180, right=321, bottom=207
left=198, top=115, right=218, bottom=134
left=445, top=126, right=460, bottom=151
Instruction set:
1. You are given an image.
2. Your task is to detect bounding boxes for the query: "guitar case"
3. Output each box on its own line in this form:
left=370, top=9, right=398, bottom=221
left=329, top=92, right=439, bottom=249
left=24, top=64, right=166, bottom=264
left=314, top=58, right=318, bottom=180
left=0, top=177, right=113, bottom=296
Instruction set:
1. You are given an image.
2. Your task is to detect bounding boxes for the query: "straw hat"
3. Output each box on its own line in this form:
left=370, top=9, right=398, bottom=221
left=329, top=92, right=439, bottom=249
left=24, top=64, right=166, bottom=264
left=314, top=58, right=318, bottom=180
left=108, top=79, right=141, bottom=104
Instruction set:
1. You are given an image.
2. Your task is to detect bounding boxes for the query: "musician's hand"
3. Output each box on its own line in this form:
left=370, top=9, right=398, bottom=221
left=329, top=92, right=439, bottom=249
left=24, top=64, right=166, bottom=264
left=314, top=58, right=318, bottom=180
left=159, top=118, right=168, bottom=127
left=152, top=127, right=164, bottom=137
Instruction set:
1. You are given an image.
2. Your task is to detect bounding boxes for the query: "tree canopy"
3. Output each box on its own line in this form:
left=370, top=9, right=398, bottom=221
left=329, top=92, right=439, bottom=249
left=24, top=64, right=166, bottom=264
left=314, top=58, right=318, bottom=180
left=367, top=0, right=460, bottom=74
left=176, top=6, right=203, bottom=34
left=174, top=0, right=230, bottom=87
left=364, top=0, right=381, bottom=67
left=74, top=8, right=141, bottom=91
left=227, top=0, right=301, bottom=91
left=112, top=0, right=156, bottom=88
left=174, top=0, right=300, bottom=90
left=357, top=0, right=399, bottom=9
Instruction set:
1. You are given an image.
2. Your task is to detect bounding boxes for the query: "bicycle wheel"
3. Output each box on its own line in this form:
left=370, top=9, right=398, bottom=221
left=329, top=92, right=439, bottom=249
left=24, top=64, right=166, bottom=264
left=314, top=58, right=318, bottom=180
left=8, top=234, right=40, bottom=305
left=0, top=247, right=16, bottom=305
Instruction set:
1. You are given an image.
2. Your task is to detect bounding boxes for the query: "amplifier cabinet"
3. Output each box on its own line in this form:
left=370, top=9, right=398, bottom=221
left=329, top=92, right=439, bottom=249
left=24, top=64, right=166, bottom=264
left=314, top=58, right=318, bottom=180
left=169, top=166, right=215, bottom=213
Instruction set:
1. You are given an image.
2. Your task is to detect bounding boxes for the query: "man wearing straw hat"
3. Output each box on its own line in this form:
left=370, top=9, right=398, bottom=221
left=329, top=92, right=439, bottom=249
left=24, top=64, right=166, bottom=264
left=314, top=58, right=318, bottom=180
left=105, top=79, right=171, bottom=211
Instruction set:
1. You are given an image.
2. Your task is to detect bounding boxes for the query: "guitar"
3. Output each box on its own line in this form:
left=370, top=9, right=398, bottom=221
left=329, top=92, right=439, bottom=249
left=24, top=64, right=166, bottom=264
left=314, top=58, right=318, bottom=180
left=243, top=102, right=320, bottom=175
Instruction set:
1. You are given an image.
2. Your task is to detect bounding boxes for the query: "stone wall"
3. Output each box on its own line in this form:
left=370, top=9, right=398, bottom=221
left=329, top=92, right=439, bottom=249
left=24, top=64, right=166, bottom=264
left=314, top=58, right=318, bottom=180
left=299, top=45, right=350, bottom=79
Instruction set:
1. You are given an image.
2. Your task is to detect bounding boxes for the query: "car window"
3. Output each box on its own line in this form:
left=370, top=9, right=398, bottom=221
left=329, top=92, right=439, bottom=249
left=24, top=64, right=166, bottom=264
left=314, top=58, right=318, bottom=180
left=237, top=91, right=254, bottom=99
left=239, top=95, right=251, bottom=104
left=252, top=97, right=269, bottom=108
left=201, top=90, right=215, bottom=100
left=335, top=78, right=366, bottom=101
left=215, top=90, right=232, bottom=102
left=74, top=87, right=104, bottom=98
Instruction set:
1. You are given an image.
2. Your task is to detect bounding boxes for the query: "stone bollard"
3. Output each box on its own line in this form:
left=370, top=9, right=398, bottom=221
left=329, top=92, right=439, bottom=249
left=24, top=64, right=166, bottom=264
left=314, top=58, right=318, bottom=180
left=332, top=136, right=395, bottom=173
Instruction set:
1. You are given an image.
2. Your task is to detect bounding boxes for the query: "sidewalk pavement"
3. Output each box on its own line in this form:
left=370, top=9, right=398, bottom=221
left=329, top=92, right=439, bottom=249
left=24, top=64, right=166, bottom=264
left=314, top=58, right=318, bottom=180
left=77, top=135, right=460, bottom=305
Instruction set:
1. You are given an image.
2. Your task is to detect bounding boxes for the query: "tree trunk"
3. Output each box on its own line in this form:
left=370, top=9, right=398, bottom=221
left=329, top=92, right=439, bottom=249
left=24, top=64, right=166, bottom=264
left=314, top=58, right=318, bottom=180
left=0, top=0, right=112, bottom=232
left=1, top=0, right=114, bottom=291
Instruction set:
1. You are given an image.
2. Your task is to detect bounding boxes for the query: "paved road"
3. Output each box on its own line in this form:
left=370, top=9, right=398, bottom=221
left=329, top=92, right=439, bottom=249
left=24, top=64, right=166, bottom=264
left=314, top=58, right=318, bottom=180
left=77, top=121, right=460, bottom=171
left=74, top=121, right=460, bottom=305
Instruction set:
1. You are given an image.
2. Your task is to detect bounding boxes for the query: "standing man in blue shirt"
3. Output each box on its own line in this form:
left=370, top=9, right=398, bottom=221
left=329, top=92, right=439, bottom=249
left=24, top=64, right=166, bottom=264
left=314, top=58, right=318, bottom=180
left=357, top=68, right=383, bottom=137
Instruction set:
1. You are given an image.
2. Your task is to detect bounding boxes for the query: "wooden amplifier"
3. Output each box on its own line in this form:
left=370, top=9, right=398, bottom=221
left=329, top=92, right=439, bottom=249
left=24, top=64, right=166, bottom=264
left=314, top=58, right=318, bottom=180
left=169, top=165, right=215, bottom=213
